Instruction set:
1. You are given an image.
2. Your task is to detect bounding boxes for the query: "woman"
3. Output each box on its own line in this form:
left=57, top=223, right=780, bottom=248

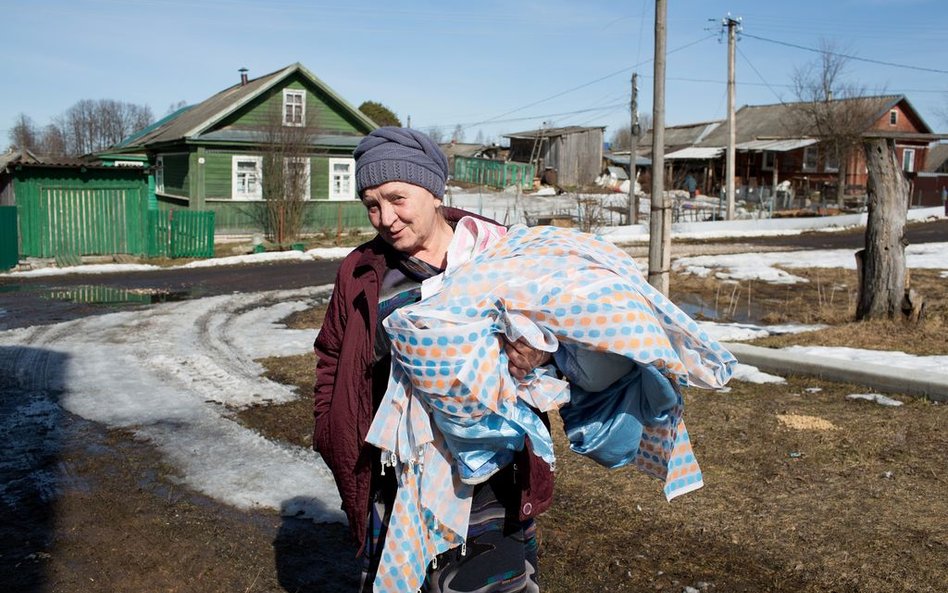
left=313, top=127, right=553, bottom=593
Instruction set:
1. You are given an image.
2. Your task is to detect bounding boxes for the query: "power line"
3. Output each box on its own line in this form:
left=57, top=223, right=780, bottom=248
left=736, top=45, right=785, bottom=103
left=415, top=103, right=628, bottom=132
left=459, top=33, right=717, bottom=131
left=742, top=32, right=948, bottom=75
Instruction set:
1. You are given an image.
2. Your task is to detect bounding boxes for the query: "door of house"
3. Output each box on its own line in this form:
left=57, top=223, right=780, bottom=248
left=0, top=206, right=18, bottom=270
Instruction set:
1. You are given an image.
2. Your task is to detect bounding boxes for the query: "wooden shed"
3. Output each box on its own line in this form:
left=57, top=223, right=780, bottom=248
left=504, top=126, right=604, bottom=188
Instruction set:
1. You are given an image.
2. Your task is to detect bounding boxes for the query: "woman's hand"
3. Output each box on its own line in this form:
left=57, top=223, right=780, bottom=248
left=505, top=338, right=552, bottom=380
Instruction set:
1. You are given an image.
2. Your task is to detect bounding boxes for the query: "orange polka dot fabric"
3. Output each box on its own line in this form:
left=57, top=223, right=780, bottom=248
left=365, top=217, right=736, bottom=593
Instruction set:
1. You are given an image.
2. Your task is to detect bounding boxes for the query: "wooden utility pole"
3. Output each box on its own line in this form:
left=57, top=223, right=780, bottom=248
left=724, top=15, right=740, bottom=220
left=647, top=0, right=669, bottom=295
left=629, top=73, right=640, bottom=225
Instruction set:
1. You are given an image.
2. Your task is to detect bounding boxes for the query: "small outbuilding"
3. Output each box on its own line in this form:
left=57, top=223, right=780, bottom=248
left=504, top=125, right=604, bottom=188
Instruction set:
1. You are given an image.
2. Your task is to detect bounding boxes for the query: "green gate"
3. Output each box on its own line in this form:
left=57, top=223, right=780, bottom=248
left=0, top=206, right=18, bottom=271
left=147, top=210, right=215, bottom=258
left=14, top=166, right=149, bottom=261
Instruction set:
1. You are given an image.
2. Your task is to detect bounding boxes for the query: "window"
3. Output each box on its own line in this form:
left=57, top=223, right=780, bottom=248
left=902, top=148, right=916, bottom=173
left=802, top=146, right=818, bottom=171
left=283, top=89, right=305, bottom=126
left=889, top=110, right=898, bottom=126
left=232, top=155, right=263, bottom=199
left=155, top=155, right=165, bottom=192
left=285, top=157, right=312, bottom=200
left=761, top=151, right=776, bottom=171
left=329, top=157, right=356, bottom=200
left=824, top=148, right=839, bottom=172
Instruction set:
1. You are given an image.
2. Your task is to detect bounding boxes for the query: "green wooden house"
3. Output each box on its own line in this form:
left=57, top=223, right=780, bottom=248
left=111, top=63, right=378, bottom=234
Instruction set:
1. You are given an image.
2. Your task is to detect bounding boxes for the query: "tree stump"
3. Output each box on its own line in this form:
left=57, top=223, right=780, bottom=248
left=857, top=138, right=911, bottom=320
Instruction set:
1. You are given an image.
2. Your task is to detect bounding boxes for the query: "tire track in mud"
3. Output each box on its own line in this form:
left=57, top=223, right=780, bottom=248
left=0, top=286, right=344, bottom=524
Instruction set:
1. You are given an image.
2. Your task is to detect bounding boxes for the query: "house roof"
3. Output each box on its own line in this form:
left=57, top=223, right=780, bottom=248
left=639, top=120, right=722, bottom=151
left=735, top=138, right=818, bottom=152
left=439, top=142, right=495, bottom=159
left=604, top=152, right=652, bottom=167
left=116, top=63, right=376, bottom=149
left=665, top=146, right=725, bottom=160
left=696, top=95, right=924, bottom=147
left=0, top=149, right=119, bottom=171
left=0, top=148, right=40, bottom=170
left=923, top=143, right=948, bottom=173
left=503, top=125, right=605, bottom=139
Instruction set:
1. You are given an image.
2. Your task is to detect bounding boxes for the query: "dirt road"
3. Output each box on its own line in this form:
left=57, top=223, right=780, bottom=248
left=0, top=286, right=360, bottom=592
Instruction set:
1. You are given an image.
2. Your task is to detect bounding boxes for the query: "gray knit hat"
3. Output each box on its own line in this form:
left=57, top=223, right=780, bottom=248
left=354, top=127, right=449, bottom=198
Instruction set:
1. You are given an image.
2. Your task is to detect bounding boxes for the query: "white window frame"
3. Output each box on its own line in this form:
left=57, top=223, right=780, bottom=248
left=283, top=89, right=305, bottom=127
left=761, top=151, right=776, bottom=171
left=889, top=110, right=898, bottom=126
left=902, top=148, right=916, bottom=173
left=232, top=155, right=263, bottom=200
left=802, top=146, right=818, bottom=172
left=155, top=155, right=165, bottom=193
left=328, top=157, right=357, bottom=200
left=284, top=157, right=312, bottom=201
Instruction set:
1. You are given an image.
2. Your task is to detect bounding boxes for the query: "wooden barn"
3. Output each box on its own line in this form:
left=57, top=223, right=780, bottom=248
left=504, top=126, right=604, bottom=188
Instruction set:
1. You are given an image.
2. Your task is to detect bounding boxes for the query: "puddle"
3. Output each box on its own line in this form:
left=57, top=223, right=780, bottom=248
left=676, top=294, right=769, bottom=323
left=39, top=285, right=191, bottom=306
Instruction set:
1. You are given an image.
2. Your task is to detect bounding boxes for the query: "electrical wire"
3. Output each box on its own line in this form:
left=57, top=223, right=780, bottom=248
left=457, top=33, right=717, bottom=131
left=742, top=32, right=948, bottom=75
left=736, top=45, right=786, bottom=104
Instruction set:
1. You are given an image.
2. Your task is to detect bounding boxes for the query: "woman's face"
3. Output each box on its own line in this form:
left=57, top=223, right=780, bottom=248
left=361, top=181, right=446, bottom=257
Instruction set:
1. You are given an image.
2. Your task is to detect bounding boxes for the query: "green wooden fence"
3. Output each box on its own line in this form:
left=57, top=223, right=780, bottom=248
left=12, top=166, right=214, bottom=262
left=146, top=210, right=215, bottom=258
left=17, top=184, right=148, bottom=261
left=454, top=156, right=535, bottom=190
left=0, top=206, right=18, bottom=271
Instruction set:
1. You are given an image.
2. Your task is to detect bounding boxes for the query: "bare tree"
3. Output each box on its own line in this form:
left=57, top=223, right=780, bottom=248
left=8, top=99, right=153, bottom=157
left=609, top=113, right=652, bottom=151
left=166, top=100, right=189, bottom=115
left=8, top=113, right=38, bottom=152
left=40, top=122, right=67, bottom=156
left=451, top=124, right=465, bottom=143
left=791, top=41, right=919, bottom=321
left=257, top=103, right=316, bottom=245
left=789, top=40, right=877, bottom=206
left=935, top=93, right=948, bottom=128
left=426, top=126, right=444, bottom=144
left=59, top=99, right=153, bottom=155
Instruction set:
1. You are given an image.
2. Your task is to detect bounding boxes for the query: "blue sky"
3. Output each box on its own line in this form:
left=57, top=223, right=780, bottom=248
left=2, top=0, right=946, bottom=146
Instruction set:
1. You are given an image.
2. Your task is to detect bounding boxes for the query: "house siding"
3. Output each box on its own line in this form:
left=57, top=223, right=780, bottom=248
left=205, top=199, right=368, bottom=234
left=871, top=103, right=924, bottom=134
left=311, top=156, right=329, bottom=200
left=204, top=151, right=236, bottom=199
left=219, top=76, right=365, bottom=135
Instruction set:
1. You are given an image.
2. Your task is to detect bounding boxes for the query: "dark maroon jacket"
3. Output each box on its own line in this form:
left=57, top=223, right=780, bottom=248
left=313, top=207, right=555, bottom=548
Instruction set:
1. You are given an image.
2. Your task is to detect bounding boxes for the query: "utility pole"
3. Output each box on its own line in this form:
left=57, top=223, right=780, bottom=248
left=724, top=14, right=741, bottom=221
left=629, top=73, right=639, bottom=225
left=648, top=0, right=669, bottom=295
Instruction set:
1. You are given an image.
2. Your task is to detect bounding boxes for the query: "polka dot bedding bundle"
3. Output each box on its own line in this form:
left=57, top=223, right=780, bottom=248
left=365, top=217, right=736, bottom=593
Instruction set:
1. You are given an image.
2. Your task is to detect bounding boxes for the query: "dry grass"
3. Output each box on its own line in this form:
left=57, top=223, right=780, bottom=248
left=246, top=266, right=948, bottom=592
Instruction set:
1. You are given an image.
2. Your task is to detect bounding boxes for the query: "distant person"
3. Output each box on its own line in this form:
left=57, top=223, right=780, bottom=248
left=684, top=173, right=698, bottom=199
